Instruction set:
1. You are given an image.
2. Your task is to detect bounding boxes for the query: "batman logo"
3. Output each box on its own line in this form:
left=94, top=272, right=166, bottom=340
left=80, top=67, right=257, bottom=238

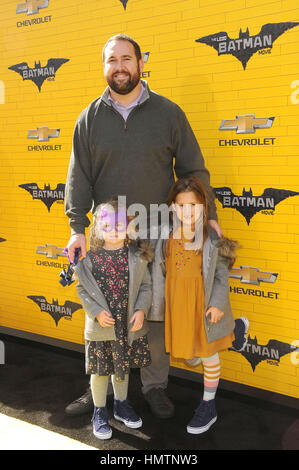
left=0, top=238, right=6, bottom=243
left=214, top=186, right=299, bottom=225
left=8, top=58, right=69, bottom=91
left=196, top=22, right=299, bottom=69
left=19, top=183, right=65, bottom=211
left=28, top=295, right=82, bottom=326
left=230, top=334, right=299, bottom=371
left=119, top=0, right=128, bottom=10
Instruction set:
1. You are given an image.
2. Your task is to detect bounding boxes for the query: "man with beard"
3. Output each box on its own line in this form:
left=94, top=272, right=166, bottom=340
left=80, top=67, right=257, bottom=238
left=64, top=34, right=221, bottom=419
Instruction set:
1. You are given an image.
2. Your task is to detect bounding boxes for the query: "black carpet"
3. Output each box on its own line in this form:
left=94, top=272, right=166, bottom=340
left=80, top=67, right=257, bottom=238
left=0, top=334, right=298, bottom=451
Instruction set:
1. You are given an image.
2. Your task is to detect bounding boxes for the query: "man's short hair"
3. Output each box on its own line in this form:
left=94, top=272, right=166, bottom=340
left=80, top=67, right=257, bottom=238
left=102, top=34, right=142, bottom=62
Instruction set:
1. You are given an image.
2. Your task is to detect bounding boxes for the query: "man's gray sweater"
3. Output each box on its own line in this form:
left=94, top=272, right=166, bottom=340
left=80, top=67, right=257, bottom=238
left=65, top=80, right=217, bottom=235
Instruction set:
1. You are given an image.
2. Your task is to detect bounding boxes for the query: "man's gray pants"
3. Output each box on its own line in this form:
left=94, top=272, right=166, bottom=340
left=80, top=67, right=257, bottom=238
left=140, top=320, right=170, bottom=395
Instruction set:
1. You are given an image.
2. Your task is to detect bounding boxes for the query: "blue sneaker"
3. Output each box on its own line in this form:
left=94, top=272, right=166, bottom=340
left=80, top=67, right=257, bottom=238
left=184, top=357, right=202, bottom=367
left=187, top=399, right=217, bottom=434
left=113, top=399, right=142, bottom=429
left=91, top=406, right=112, bottom=440
left=231, top=317, right=249, bottom=352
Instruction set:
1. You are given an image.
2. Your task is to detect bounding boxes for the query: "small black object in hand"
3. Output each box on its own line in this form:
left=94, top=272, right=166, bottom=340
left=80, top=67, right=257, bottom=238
left=59, top=249, right=80, bottom=287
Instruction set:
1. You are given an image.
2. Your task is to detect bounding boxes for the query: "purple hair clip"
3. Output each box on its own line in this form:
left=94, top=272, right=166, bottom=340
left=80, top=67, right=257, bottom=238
left=100, top=208, right=108, bottom=219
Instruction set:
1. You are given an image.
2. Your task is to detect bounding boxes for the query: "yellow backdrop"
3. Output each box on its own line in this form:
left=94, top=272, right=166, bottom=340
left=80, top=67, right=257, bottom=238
left=0, top=0, right=298, bottom=400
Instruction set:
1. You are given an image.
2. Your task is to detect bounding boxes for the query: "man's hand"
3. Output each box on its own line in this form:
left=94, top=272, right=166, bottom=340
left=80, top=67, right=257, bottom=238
left=66, top=234, right=87, bottom=263
left=130, top=310, right=145, bottom=332
left=208, top=220, right=223, bottom=238
left=96, top=310, right=115, bottom=328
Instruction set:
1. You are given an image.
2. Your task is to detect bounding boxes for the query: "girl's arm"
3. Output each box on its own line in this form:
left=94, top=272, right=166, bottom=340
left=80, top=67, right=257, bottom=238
left=207, top=255, right=229, bottom=313
left=133, top=266, right=153, bottom=319
left=76, top=283, right=110, bottom=321
left=77, top=282, right=114, bottom=327
left=75, top=258, right=112, bottom=322
left=130, top=310, right=145, bottom=332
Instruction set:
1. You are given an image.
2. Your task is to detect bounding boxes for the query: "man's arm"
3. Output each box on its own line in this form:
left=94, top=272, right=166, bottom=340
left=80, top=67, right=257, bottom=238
left=65, top=112, right=93, bottom=236
left=172, top=104, right=218, bottom=222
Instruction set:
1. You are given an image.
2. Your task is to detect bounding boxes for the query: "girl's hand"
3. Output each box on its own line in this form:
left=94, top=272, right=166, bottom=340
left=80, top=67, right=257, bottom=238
left=208, top=220, right=223, bottom=238
left=96, top=310, right=115, bottom=328
left=130, top=310, right=145, bottom=332
left=205, top=306, right=224, bottom=324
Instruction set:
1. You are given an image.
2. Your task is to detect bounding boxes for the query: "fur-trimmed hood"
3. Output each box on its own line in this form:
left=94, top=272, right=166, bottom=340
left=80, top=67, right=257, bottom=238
left=132, top=233, right=239, bottom=267
left=129, top=239, right=154, bottom=263
left=216, top=237, right=241, bottom=269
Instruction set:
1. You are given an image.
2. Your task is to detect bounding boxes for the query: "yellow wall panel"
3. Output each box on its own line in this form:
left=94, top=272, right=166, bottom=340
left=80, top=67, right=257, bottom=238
left=0, top=0, right=298, bottom=402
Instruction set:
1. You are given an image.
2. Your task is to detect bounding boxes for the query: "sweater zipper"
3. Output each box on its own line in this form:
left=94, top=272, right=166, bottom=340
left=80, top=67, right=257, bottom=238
left=106, top=100, right=147, bottom=131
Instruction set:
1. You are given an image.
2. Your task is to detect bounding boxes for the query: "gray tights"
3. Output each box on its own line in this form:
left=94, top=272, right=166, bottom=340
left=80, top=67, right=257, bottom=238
left=90, top=373, right=129, bottom=408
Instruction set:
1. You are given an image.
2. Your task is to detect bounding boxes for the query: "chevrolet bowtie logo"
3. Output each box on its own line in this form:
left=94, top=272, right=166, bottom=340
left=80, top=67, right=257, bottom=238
left=16, top=0, right=49, bottom=15
left=220, top=115, right=274, bottom=134
left=28, top=127, right=60, bottom=141
left=229, top=266, right=278, bottom=285
left=36, top=244, right=66, bottom=259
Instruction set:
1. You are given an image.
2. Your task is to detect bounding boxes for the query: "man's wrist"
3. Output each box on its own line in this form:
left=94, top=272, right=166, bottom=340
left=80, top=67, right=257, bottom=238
left=70, top=226, right=86, bottom=237
left=71, top=233, right=86, bottom=239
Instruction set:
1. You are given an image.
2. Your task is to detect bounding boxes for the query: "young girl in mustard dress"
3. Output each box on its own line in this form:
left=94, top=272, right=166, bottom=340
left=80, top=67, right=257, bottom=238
left=153, top=176, right=239, bottom=434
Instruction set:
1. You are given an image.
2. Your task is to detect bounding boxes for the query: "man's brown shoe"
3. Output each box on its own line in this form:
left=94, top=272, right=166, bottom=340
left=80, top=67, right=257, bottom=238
left=65, top=388, right=94, bottom=416
left=144, top=388, right=175, bottom=419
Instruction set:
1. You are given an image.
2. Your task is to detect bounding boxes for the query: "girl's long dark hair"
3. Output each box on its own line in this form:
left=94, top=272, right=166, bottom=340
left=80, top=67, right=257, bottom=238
left=164, top=176, right=210, bottom=256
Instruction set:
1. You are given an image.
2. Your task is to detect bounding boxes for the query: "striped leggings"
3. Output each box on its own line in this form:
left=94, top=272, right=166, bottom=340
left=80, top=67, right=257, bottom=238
left=201, top=353, right=221, bottom=401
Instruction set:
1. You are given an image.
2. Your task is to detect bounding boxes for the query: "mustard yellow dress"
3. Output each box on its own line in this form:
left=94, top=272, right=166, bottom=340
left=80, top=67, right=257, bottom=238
left=164, top=234, right=234, bottom=360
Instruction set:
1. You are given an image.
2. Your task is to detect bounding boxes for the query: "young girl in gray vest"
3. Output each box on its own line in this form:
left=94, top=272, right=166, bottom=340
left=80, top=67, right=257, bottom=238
left=150, top=176, right=241, bottom=435
left=74, top=200, right=153, bottom=440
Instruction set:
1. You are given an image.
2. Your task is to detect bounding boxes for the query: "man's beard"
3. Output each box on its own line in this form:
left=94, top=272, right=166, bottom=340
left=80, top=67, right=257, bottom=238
left=107, top=66, right=140, bottom=95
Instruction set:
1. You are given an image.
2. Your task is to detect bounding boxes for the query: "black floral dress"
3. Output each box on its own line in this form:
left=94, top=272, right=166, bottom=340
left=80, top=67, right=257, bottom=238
left=85, top=245, right=151, bottom=381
